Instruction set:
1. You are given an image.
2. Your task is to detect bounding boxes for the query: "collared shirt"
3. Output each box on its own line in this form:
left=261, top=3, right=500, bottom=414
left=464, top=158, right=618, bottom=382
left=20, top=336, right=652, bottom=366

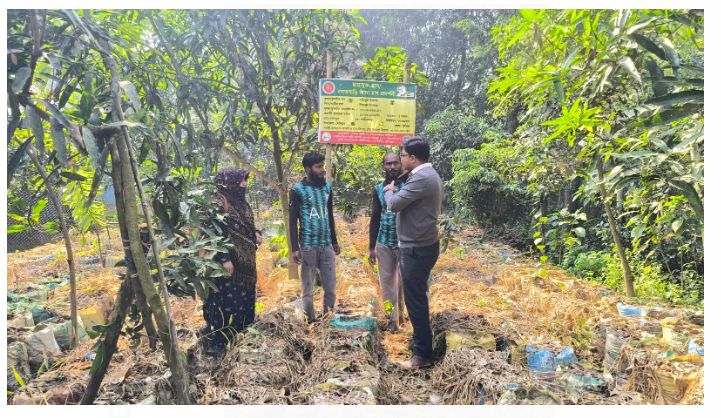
left=411, top=162, right=433, bottom=176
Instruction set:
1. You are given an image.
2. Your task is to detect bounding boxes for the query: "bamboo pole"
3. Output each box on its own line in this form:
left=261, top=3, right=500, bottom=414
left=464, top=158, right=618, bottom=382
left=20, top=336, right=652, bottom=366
left=396, top=57, right=413, bottom=324
left=324, top=50, right=333, bottom=182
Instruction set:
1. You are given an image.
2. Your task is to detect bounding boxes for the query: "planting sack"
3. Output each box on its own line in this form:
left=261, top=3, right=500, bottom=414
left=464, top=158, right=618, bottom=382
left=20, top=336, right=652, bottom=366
left=25, top=325, right=62, bottom=366
left=556, top=347, right=578, bottom=367
left=445, top=331, right=496, bottom=351
left=79, top=306, right=108, bottom=333
left=7, top=341, right=32, bottom=390
left=526, top=346, right=556, bottom=372
left=31, top=305, right=54, bottom=324
left=53, top=317, right=91, bottom=349
left=9, top=310, right=34, bottom=328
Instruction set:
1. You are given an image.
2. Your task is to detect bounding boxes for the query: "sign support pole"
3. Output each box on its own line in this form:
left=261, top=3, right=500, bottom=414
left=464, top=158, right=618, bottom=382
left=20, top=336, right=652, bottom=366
left=324, top=51, right=333, bottom=182
left=395, top=56, right=412, bottom=325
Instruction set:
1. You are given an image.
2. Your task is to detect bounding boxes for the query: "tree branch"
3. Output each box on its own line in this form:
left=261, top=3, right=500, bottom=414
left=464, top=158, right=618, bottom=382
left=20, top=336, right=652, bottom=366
left=220, top=145, right=282, bottom=191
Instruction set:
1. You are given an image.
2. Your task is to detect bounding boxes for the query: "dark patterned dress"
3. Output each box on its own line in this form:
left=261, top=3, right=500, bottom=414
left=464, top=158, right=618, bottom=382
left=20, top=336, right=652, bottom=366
left=202, top=168, right=258, bottom=350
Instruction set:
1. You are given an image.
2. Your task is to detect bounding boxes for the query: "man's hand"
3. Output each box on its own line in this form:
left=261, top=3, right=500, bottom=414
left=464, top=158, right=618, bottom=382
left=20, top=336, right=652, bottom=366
left=223, top=260, right=234, bottom=275
left=292, top=250, right=302, bottom=264
left=382, top=180, right=396, bottom=193
left=368, top=248, right=377, bottom=265
left=333, top=243, right=341, bottom=255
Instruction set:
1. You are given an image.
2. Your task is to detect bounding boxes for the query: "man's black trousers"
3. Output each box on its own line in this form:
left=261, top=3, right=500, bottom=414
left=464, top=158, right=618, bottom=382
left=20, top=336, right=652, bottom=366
left=399, top=240, right=440, bottom=359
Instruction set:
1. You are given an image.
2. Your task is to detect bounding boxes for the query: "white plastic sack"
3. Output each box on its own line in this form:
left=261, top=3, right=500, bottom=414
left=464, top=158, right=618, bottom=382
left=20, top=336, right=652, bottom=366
left=25, top=325, right=61, bottom=366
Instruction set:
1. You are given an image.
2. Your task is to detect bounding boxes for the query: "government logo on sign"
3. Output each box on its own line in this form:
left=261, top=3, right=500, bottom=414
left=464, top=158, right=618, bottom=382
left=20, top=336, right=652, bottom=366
left=322, top=81, right=335, bottom=94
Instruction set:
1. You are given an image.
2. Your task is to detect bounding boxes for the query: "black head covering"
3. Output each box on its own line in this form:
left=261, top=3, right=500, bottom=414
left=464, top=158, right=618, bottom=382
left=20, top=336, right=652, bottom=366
left=214, top=168, right=249, bottom=209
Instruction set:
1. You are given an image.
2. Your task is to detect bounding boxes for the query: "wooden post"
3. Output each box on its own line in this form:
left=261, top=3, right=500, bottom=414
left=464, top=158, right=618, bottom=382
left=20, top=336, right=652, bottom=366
left=324, top=51, right=333, bottom=181
left=396, top=57, right=412, bottom=325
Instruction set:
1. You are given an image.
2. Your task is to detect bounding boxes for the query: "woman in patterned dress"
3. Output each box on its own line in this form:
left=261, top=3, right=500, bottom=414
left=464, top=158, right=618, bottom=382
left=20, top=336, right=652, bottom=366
left=200, top=168, right=261, bottom=354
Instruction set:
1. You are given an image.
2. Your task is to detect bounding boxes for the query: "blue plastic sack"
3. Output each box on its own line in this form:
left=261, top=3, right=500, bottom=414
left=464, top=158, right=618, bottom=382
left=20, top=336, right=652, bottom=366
left=526, top=346, right=557, bottom=372
left=556, top=347, right=578, bottom=366
left=688, top=340, right=704, bottom=356
left=329, top=314, right=376, bottom=331
left=616, top=302, right=643, bottom=317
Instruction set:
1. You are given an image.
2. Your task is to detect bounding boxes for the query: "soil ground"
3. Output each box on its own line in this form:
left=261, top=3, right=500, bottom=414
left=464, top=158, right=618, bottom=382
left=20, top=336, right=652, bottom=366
left=6, top=217, right=704, bottom=405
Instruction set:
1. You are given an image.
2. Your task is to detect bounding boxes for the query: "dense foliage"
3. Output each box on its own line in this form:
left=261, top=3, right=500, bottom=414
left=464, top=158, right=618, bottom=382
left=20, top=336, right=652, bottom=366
left=7, top=9, right=703, bottom=309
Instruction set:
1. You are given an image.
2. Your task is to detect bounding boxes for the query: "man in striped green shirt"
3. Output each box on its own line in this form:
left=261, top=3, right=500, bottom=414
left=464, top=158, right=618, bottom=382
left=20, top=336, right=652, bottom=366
left=369, top=152, right=408, bottom=332
left=289, top=152, right=340, bottom=322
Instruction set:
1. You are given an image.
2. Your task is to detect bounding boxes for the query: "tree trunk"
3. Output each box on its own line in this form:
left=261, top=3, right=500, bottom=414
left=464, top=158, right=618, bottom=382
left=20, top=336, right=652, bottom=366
left=110, top=143, right=158, bottom=348
left=81, top=272, right=133, bottom=404
left=270, top=127, right=299, bottom=280
left=110, top=144, right=159, bottom=350
left=94, top=228, right=106, bottom=267
left=114, top=125, right=191, bottom=403
left=88, top=27, right=190, bottom=402
left=597, top=157, right=635, bottom=297
left=279, top=189, right=299, bottom=280
left=82, top=141, right=154, bottom=404
left=26, top=146, right=79, bottom=349
left=567, top=176, right=582, bottom=213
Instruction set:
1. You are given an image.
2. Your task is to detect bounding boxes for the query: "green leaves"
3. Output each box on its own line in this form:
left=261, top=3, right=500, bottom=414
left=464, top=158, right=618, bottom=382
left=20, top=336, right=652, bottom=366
left=24, top=105, right=45, bottom=153
left=119, top=80, right=141, bottom=112
left=7, top=136, right=34, bottom=184
left=542, top=98, right=604, bottom=145
left=668, top=179, right=703, bottom=219
left=618, top=56, right=643, bottom=85
left=81, top=127, right=102, bottom=169
left=50, top=119, right=67, bottom=166
left=12, top=67, right=32, bottom=94
left=31, top=198, right=48, bottom=225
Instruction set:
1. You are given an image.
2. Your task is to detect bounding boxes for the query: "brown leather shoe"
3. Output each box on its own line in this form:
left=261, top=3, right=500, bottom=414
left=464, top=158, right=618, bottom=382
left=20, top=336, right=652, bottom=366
left=400, top=355, right=433, bottom=370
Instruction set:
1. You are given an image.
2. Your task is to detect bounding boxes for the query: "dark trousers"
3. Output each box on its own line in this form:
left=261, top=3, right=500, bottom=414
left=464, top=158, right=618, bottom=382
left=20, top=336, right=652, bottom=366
left=399, top=241, right=439, bottom=359
left=203, top=279, right=256, bottom=349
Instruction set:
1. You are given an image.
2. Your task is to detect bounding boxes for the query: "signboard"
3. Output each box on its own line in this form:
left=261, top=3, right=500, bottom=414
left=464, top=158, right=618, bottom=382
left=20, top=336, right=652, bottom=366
left=318, top=79, right=416, bottom=146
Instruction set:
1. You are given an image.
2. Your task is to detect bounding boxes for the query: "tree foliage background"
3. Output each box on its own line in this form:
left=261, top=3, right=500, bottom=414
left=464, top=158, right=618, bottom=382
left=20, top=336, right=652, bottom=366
left=7, top=9, right=704, bottom=311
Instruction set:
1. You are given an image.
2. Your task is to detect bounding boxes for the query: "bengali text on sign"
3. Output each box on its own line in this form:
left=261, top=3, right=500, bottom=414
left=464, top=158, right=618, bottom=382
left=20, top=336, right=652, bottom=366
left=318, top=79, right=416, bottom=146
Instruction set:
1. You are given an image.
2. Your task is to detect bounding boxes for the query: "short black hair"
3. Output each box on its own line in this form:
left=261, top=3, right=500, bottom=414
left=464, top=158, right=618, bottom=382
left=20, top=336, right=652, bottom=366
left=401, top=137, right=430, bottom=162
left=302, top=151, right=325, bottom=168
